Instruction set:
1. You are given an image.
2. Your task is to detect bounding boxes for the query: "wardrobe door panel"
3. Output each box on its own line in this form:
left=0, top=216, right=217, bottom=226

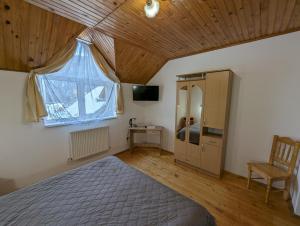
left=186, top=144, right=201, bottom=167
left=204, top=71, right=230, bottom=129
left=174, top=82, right=189, bottom=162
left=187, top=81, right=204, bottom=146
left=201, top=143, right=222, bottom=175
left=175, top=139, right=186, bottom=162
left=186, top=80, right=205, bottom=167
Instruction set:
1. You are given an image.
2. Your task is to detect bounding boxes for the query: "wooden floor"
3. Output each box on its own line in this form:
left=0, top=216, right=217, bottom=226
left=117, top=148, right=300, bottom=226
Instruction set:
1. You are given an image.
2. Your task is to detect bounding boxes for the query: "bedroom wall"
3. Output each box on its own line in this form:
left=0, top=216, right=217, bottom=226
left=144, top=31, right=300, bottom=214
left=0, top=70, right=143, bottom=193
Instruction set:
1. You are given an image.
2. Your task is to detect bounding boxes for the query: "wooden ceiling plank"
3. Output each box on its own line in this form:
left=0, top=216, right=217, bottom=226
left=233, top=0, right=250, bottom=40
left=172, top=1, right=218, bottom=51
left=249, top=0, right=262, bottom=38
left=280, top=0, right=297, bottom=31
left=26, top=0, right=95, bottom=27
left=45, top=0, right=98, bottom=25
left=0, top=3, right=6, bottom=69
left=58, top=0, right=106, bottom=21
left=2, top=0, right=20, bottom=70
left=34, top=4, right=46, bottom=68
left=93, top=0, right=126, bottom=11
left=212, top=0, right=240, bottom=43
left=267, top=0, right=278, bottom=35
left=39, top=13, right=55, bottom=66
left=92, top=31, right=116, bottom=69
left=170, top=1, right=219, bottom=49
left=20, top=1, right=31, bottom=71
left=194, top=0, right=232, bottom=46
left=289, top=0, right=300, bottom=28
left=182, top=0, right=225, bottom=46
left=27, top=3, right=43, bottom=69
left=260, top=0, right=270, bottom=35
left=242, top=0, right=256, bottom=39
left=10, top=0, right=22, bottom=70
left=223, top=0, right=245, bottom=40
left=273, top=0, right=287, bottom=32
left=46, top=16, right=60, bottom=61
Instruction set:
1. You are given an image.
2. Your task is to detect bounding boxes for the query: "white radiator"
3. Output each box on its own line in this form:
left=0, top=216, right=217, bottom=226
left=69, top=127, right=110, bottom=160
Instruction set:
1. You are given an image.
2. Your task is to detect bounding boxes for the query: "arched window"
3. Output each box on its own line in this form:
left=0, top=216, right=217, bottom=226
left=37, top=41, right=116, bottom=126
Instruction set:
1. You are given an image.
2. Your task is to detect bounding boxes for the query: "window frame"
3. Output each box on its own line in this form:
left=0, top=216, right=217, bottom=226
left=39, top=75, right=117, bottom=127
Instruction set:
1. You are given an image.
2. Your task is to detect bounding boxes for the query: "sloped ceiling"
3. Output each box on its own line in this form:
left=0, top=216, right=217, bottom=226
left=0, top=0, right=85, bottom=72
left=2, top=0, right=300, bottom=83
left=78, top=28, right=166, bottom=83
left=96, top=0, right=300, bottom=59
left=114, top=38, right=167, bottom=84
left=78, top=28, right=116, bottom=70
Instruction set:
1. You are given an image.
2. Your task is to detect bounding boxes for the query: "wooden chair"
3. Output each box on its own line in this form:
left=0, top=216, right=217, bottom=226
left=247, top=135, right=300, bottom=203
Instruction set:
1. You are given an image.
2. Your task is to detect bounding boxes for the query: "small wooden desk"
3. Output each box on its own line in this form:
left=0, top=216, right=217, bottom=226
left=129, top=126, right=163, bottom=153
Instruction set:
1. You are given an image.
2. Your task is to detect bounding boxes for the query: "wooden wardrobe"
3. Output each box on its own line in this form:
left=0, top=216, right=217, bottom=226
left=174, top=70, right=233, bottom=177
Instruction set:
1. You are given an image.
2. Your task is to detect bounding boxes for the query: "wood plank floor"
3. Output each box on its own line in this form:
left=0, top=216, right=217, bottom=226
left=117, top=148, right=300, bottom=226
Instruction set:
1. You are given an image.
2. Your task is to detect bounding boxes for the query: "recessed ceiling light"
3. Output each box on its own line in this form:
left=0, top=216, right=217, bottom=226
left=144, top=0, right=160, bottom=18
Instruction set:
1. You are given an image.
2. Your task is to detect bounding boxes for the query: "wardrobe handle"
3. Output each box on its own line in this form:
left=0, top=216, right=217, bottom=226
left=201, top=144, right=204, bottom=152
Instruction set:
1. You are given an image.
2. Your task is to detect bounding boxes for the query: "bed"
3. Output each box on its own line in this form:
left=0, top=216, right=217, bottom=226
left=0, top=156, right=215, bottom=226
left=177, top=123, right=201, bottom=145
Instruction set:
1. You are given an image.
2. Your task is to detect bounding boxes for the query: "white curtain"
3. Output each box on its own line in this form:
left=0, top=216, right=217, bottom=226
left=37, top=41, right=116, bottom=126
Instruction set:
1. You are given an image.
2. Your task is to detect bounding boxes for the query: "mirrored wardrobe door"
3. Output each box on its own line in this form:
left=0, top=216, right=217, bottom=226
left=176, top=83, right=189, bottom=143
left=188, top=81, right=205, bottom=146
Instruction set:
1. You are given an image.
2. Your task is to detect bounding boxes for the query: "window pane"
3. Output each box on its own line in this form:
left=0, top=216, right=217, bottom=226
left=84, top=85, right=106, bottom=115
left=84, top=83, right=116, bottom=119
left=40, top=79, right=79, bottom=121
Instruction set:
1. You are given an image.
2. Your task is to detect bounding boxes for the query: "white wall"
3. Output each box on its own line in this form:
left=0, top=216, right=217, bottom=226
left=0, top=70, right=144, bottom=190
left=145, top=31, right=300, bottom=214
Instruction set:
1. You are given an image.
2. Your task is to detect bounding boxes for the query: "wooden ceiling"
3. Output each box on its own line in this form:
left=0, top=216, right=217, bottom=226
left=2, top=0, right=300, bottom=83
left=26, top=0, right=126, bottom=27
left=96, top=0, right=300, bottom=59
left=114, top=38, right=167, bottom=84
left=78, top=28, right=166, bottom=83
left=0, top=0, right=85, bottom=72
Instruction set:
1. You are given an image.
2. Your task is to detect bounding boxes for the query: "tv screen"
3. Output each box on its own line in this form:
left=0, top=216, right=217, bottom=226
left=132, top=85, right=159, bottom=101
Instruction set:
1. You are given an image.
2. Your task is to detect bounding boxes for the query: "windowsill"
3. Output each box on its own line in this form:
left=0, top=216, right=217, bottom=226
left=43, top=115, right=118, bottom=128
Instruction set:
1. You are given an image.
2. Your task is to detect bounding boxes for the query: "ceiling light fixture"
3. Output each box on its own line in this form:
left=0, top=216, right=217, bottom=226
left=144, top=0, right=160, bottom=18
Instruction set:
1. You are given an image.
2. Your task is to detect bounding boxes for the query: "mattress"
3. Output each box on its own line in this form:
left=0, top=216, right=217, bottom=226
left=0, top=156, right=215, bottom=226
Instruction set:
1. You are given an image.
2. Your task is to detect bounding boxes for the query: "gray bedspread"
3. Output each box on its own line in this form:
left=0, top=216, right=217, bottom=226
left=0, top=156, right=215, bottom=226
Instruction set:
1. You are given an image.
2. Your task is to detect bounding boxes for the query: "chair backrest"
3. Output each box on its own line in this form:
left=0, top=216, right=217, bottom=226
left=269, top=135, right=300, bottom=174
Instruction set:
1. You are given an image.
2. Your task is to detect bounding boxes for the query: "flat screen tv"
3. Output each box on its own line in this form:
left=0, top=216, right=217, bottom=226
left=132, top=85, right=159, bottom=101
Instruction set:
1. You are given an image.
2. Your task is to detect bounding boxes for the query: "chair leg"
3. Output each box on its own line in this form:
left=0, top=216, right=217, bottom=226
left=283, top=178, right=290, bottom=201
left=247, top=168, right=252, bottom=189
left=265, top=178, right=272, bottom=204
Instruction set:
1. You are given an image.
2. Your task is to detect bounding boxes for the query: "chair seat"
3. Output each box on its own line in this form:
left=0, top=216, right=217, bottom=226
left=248, top=163, right=289, bottom=180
